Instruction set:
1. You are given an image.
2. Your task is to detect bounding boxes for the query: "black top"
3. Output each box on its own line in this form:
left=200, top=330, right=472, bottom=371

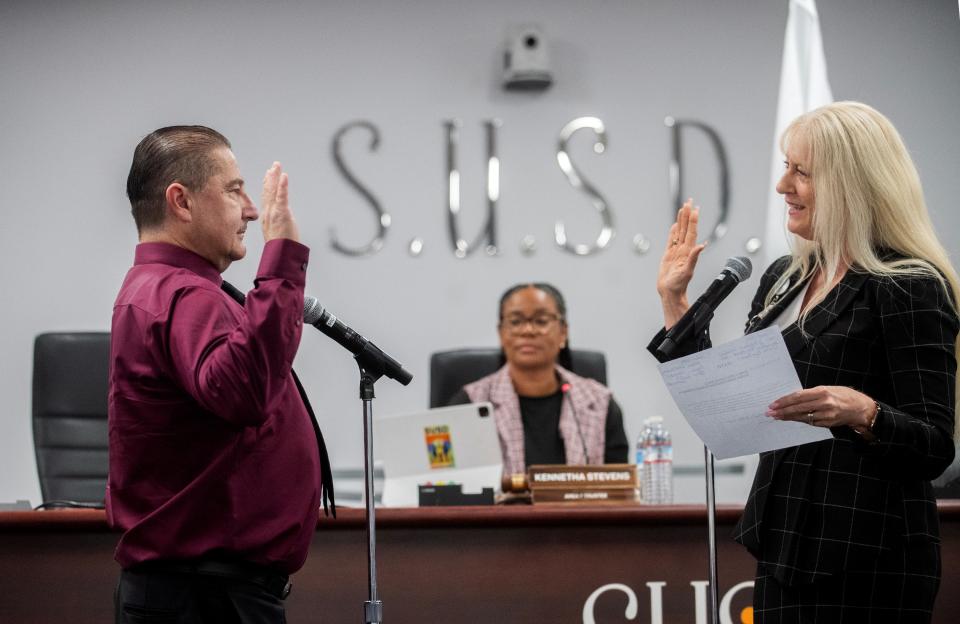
left=448, top=388, right=629, bottom=465
left=649, top=255, right=959, bottom=589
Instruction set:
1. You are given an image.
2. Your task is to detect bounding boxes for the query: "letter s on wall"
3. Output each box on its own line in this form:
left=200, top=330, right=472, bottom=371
left=330, top=121, right=390, bottom=257
left=582, top=583, right=638, bottom=624
left=555, top=117, right=615, bottom=256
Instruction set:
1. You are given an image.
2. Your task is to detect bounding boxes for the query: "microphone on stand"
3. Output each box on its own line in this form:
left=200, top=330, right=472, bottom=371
left=655, top=256, right=753, bottom=359
left=303, top=296, right=412, bottom=385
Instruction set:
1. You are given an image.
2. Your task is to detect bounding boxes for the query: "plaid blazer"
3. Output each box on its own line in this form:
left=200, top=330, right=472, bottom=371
left=651, top=255, right=958, bottom=586
left=463, top=364, right=611, bottom=475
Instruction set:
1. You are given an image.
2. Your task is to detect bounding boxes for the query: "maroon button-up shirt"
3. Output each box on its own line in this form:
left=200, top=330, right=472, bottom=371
left=107, top=240, right=320, bottom=575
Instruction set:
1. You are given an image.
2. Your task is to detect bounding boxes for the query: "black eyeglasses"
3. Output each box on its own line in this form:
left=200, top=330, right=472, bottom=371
left=500, top=314, right=562, bottom=334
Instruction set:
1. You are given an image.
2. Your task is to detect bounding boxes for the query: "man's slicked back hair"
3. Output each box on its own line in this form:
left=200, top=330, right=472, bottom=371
left=126, top=126, right=231, bottom=233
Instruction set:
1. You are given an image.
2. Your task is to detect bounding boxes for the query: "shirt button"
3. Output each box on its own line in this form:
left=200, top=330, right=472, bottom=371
left=300, top=262, right=308, bottom=271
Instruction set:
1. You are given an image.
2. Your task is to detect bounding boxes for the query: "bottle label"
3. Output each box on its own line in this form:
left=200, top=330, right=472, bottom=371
left=643, top=441, right=671, bottom=462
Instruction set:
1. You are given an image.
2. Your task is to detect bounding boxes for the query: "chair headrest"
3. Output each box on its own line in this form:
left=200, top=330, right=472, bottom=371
left=429, top=347, right=607, bottom=407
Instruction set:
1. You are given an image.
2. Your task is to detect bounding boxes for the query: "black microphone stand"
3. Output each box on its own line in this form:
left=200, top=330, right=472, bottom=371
left=352, top=342, right=410, bottom=624
left=703, top=448, right=720, bottom=624
left=655, top=313, right=720, bottom=624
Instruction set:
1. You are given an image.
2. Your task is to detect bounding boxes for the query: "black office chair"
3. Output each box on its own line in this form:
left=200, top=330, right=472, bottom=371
left=32, top=332, right=110, bottom=507
left=429, top=347, right=607, bottom=408
left=934, top=446, right=960, bottom=499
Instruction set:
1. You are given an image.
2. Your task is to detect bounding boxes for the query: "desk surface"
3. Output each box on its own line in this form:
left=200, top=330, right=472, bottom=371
left=2, top=502, right=959, bottom=623
left=6, top=500, right=958, bottom=529
left=0, top=502, right=755, bottom=530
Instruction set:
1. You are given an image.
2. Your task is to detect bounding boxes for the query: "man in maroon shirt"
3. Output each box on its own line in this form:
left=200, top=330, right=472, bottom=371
left=109, top=126, right=332, bottom=623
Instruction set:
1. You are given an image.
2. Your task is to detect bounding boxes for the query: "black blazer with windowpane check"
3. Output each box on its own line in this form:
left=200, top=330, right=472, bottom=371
left=649, top=255, right=958, bottom=586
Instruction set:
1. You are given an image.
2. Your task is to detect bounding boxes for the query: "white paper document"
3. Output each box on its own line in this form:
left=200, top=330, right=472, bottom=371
left=657, top=326, right=831, bottom=459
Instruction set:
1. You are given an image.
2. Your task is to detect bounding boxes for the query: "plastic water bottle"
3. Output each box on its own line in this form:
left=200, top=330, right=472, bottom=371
left=634, top=418, right=654, bottom=501
left=641, top=416, right=673, bottom=504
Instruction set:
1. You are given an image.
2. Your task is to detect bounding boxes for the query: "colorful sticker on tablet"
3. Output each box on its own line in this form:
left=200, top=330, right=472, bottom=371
left=425, top=425, right=455, bottom=469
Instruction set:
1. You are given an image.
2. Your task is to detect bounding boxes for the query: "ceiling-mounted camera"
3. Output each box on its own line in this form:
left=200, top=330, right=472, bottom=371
left=502, top=24, right=553, bottom=91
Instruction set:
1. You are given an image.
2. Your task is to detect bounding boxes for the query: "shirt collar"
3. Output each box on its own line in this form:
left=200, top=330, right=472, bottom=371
left=134, top=242, right=223, bottom=286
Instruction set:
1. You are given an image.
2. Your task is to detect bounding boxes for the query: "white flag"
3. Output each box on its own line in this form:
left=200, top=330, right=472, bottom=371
left=764, top=0, right=833, bottom=263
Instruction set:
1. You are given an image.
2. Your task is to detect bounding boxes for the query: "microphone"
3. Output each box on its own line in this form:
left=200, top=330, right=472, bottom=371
left=303, top=296, right=413, bottom=385
left=561, top=382, right=590, bottom=464
left=655, top=256, right=753, bottom=359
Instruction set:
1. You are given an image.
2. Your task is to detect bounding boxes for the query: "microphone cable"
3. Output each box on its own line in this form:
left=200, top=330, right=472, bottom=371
left=561, top=382, right=591, bottom=464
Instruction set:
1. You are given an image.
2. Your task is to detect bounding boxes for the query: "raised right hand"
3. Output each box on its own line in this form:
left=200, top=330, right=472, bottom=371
left=657, top=199, right=707, bottom=328
left=261, top=162, right=300, bottom=243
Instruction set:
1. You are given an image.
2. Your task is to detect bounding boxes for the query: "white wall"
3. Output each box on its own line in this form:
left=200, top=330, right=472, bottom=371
left=1, top=0, right=958, bottom=505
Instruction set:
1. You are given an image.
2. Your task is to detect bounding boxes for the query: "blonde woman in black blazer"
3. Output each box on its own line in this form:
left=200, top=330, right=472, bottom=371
left=651, top=102, right=960, bottom=623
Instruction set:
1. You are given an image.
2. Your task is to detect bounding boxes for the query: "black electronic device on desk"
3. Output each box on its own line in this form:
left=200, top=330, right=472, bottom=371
left=418, top=484, right=495, bottom=506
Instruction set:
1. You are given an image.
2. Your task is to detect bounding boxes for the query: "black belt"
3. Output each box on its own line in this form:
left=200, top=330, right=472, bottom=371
left=132, top=559, right=292, bottom=600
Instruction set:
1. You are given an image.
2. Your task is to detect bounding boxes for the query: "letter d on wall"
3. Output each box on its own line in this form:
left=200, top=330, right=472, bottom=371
left=666, top=117, right=731, bottom=245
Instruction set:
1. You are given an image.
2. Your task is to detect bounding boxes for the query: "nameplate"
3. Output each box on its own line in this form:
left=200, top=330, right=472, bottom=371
left=527, top=464, right=637, bottom=505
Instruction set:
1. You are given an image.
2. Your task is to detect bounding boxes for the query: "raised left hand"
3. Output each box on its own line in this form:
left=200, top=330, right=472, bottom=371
left=766, top=385, right=876, bottom=430
left=657, top=199, right=707, bottom=328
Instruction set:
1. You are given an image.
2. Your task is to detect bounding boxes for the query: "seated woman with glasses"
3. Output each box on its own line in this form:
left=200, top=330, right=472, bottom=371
left=447, top=283, right=628, bottom=475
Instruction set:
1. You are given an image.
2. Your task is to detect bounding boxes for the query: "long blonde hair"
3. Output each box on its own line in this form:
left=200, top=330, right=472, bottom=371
left=768, top=101, right=960, bottom=435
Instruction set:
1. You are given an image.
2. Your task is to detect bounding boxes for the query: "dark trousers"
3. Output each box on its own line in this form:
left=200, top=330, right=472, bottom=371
left=752, top=547, right=940, bottom=624
left=115, top=561, right=289, bottom=624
